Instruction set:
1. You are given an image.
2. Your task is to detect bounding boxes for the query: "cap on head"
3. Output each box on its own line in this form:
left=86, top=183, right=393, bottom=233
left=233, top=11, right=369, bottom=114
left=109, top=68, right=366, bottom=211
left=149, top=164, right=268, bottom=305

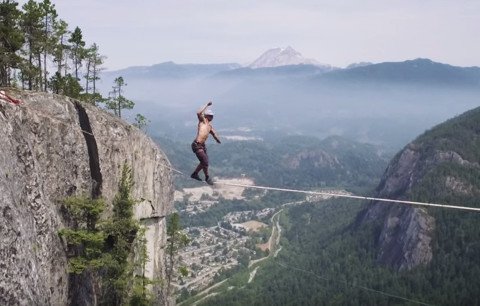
left=205, top=109, right=214, bottom=116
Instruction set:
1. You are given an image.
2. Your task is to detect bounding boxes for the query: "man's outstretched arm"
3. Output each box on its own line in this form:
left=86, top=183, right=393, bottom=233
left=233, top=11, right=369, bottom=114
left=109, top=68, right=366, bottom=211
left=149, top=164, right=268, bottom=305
left=197, top=101, right=212, bottom=121
left=210, top=128, right=221, bottom=144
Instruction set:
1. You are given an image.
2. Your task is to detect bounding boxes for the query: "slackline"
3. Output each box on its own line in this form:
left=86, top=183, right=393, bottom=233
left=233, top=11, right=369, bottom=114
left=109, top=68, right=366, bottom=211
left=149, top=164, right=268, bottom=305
left=163, top=164, right=480, bottom=213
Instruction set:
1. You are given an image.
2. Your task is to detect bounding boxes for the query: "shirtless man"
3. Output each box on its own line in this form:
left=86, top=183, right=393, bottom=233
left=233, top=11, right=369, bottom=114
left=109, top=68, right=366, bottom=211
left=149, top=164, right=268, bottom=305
left=191, top=101, right=221, bottom=185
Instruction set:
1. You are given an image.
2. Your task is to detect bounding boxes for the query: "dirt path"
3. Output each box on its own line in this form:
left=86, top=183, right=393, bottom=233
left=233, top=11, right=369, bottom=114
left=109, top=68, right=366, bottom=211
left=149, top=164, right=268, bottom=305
left=248, top=266, right=259, bottom=283
left=248, top=204, right=288, bottom=268
left=192, top=292, right=219, bottom=306
left=178, top=279, right=228, bottom=306
left=249, top=209, right=281, bottom=267
left=249, top=200, right=305, bottom=267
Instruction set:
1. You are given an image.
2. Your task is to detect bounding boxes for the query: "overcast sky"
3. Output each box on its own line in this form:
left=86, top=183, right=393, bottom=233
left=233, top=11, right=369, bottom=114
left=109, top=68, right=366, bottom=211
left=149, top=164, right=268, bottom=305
left=20, top=0, right=480, bottom=70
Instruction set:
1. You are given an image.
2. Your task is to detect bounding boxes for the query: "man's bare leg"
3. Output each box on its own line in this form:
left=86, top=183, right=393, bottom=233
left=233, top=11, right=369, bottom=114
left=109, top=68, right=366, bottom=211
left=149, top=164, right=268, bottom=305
left=202, top=167, right=209, bottom=179
left=191, top=164, right=203, bottom=181
left=202, top=167, right=214, bottom=185
left=191, top=147, right=212, bottom=184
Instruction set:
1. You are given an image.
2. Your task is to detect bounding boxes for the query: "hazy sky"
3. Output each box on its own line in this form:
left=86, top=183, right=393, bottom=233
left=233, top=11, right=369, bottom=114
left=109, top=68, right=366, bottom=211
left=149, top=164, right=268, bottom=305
left=21, top=0, right=480, bottom=70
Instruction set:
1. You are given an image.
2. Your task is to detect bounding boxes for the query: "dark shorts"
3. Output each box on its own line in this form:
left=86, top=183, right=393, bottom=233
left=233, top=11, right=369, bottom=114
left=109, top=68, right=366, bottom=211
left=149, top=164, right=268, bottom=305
left=192, top=141, right=208, bottom=167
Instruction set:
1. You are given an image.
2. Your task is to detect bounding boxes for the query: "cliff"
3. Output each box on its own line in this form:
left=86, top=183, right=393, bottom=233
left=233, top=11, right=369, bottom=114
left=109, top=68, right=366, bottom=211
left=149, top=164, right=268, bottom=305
left=357, top=106, right=480, bottom=271
left=0, top=90, right=173, bottom=305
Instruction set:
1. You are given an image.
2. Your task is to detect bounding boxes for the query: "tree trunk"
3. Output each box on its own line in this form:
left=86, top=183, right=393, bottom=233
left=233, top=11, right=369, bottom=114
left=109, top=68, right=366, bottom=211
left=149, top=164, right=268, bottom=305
left=38, top=52, right=43, bottom=91
left=28, top=52, right=33, bottom=90
left=75, top=59, right=78, bottom=80
left=63, top=46, right=68, bottom=76
left=118, top=84, right=122, bottom=118
left=7, top=67, right=12, bottom=86
left=85, top=59, right=90, bottom=94
left=44, top=16, right=48, bottom=92
left=43, top=51, right=47, bottom=91
left=92, top=67, right=96, bottom=95
left=118, top=99, right=121, bottom=118
left=0, top=65, right=7, bottom=86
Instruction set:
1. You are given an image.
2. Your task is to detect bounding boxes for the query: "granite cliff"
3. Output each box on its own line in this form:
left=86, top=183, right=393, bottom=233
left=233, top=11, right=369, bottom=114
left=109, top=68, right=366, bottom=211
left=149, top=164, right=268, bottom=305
left=0, top=90, right=173, bottom=305
left=358, top=106, right=480, bottom=271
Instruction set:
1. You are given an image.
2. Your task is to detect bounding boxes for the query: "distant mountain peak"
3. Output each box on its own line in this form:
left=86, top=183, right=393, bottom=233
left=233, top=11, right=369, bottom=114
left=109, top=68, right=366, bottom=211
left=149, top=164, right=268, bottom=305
left=249, top=46, right=333, bottom=69
left=346, top=62, right=373, bottom=69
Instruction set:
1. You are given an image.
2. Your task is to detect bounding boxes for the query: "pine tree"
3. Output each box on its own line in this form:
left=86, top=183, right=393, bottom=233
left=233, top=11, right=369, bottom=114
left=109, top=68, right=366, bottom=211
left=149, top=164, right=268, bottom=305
left=20, top=0, right=43, bottom=90
left=90, top=43, right=106, bottom=105
left=68, top=26, right=85, bottom=80
left=60, top=165, right=156, bottom=305
left=89, top=43, right=105, bottom=96
left=83, top=43, right=106, bottom=104
left=39, top=0, right=57, bottom=91
left=58, top=196, right=106, bottom=274
left=65, top=73, right=82, bottom=98
left=84, top=45, right=93, bottom=94
left=133, top=113, right=150, bottom=131
left=0, top=0, right=24, bottom=86
left=48, top=71, right=62, bottom=94
left=101, top=164, right=140, bottom=305
left=114, top=76, right=126, bottom=118
left=106, top=76, right=135, bottom=118
left=51, top=18, right=68, bottom=75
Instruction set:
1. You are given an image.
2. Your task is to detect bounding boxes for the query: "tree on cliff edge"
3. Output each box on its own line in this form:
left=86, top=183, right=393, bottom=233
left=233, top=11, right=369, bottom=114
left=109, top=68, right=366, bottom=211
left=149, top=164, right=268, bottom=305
left=0, top=0, right=24, bottom=86
left=68, top=26, right=85, bottom=81
left=106, top=76, right=135, bottom=118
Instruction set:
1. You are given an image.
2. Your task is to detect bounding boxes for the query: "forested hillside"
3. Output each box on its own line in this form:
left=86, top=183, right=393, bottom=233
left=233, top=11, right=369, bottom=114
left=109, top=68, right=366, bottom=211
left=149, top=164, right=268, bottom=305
left=201, top=200, right=435, bottom=305
left=157, top=135, right=390, bottom=190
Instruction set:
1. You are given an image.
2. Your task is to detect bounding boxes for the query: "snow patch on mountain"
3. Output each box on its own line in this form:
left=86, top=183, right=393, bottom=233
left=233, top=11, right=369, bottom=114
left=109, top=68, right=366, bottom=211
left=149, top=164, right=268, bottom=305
left=249, top=46, right=333, bottom=70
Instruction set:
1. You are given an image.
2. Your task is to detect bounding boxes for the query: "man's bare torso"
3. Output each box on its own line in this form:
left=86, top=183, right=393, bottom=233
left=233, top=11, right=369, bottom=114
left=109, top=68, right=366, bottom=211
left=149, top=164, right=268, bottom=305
left=195, top=120, right=212, bottom=144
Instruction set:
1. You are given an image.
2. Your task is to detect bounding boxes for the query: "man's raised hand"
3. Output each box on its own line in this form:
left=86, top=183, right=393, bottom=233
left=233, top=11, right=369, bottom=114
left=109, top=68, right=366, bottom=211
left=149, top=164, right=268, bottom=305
left=207, top=101, right=213, bottom=106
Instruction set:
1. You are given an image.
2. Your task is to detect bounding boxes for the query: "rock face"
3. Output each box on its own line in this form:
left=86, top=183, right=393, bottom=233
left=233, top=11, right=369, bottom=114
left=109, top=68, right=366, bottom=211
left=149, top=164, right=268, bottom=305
left=0, top=90, right=173, bottom=305
left=357, top=145, right=436, bottom=271
left=357, top=107, right=480, bottom=271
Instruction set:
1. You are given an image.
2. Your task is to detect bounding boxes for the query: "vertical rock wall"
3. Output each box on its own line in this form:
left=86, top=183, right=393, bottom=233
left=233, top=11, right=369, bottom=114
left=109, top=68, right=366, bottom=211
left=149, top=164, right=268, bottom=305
left=0, top=91, right=173, bottom=305
left=357, top=145, right=436, bottom=271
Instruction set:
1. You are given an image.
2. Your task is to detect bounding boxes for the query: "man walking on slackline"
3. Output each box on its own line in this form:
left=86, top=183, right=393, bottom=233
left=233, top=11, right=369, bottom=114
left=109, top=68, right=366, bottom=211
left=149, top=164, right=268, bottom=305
left=191, top=101, right=221, bottom=185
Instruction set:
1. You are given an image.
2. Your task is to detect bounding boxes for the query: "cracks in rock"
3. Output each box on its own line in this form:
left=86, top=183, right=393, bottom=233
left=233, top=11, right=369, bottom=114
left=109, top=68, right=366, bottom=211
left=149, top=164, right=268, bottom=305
left=73, top=102, right=103, bottom=199
left=0, top=104, right=6, bottom=119
left=139, top=215, right=165, bottom=221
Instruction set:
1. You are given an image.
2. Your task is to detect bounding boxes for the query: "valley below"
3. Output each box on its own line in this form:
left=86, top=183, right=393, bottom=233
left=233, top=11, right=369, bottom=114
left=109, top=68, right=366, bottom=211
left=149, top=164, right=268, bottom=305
left=172, top=177, right=352, bottom=304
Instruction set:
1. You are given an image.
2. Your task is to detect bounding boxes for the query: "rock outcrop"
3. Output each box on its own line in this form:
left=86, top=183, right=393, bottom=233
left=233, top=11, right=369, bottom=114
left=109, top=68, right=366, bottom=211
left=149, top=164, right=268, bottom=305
left=357, top=106, right=480, bottom=271
left=357, top=145, right=436, bottom=271
left=0, top=90, right=173, bottom=305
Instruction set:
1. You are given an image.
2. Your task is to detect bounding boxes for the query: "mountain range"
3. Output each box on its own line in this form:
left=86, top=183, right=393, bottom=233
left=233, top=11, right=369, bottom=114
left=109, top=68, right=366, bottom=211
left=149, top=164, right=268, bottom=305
left=99, top=48, right=480, bottom=149
left=318, top=58, right=480, bottom=86
left=102, top=47, right=480, bottom=84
